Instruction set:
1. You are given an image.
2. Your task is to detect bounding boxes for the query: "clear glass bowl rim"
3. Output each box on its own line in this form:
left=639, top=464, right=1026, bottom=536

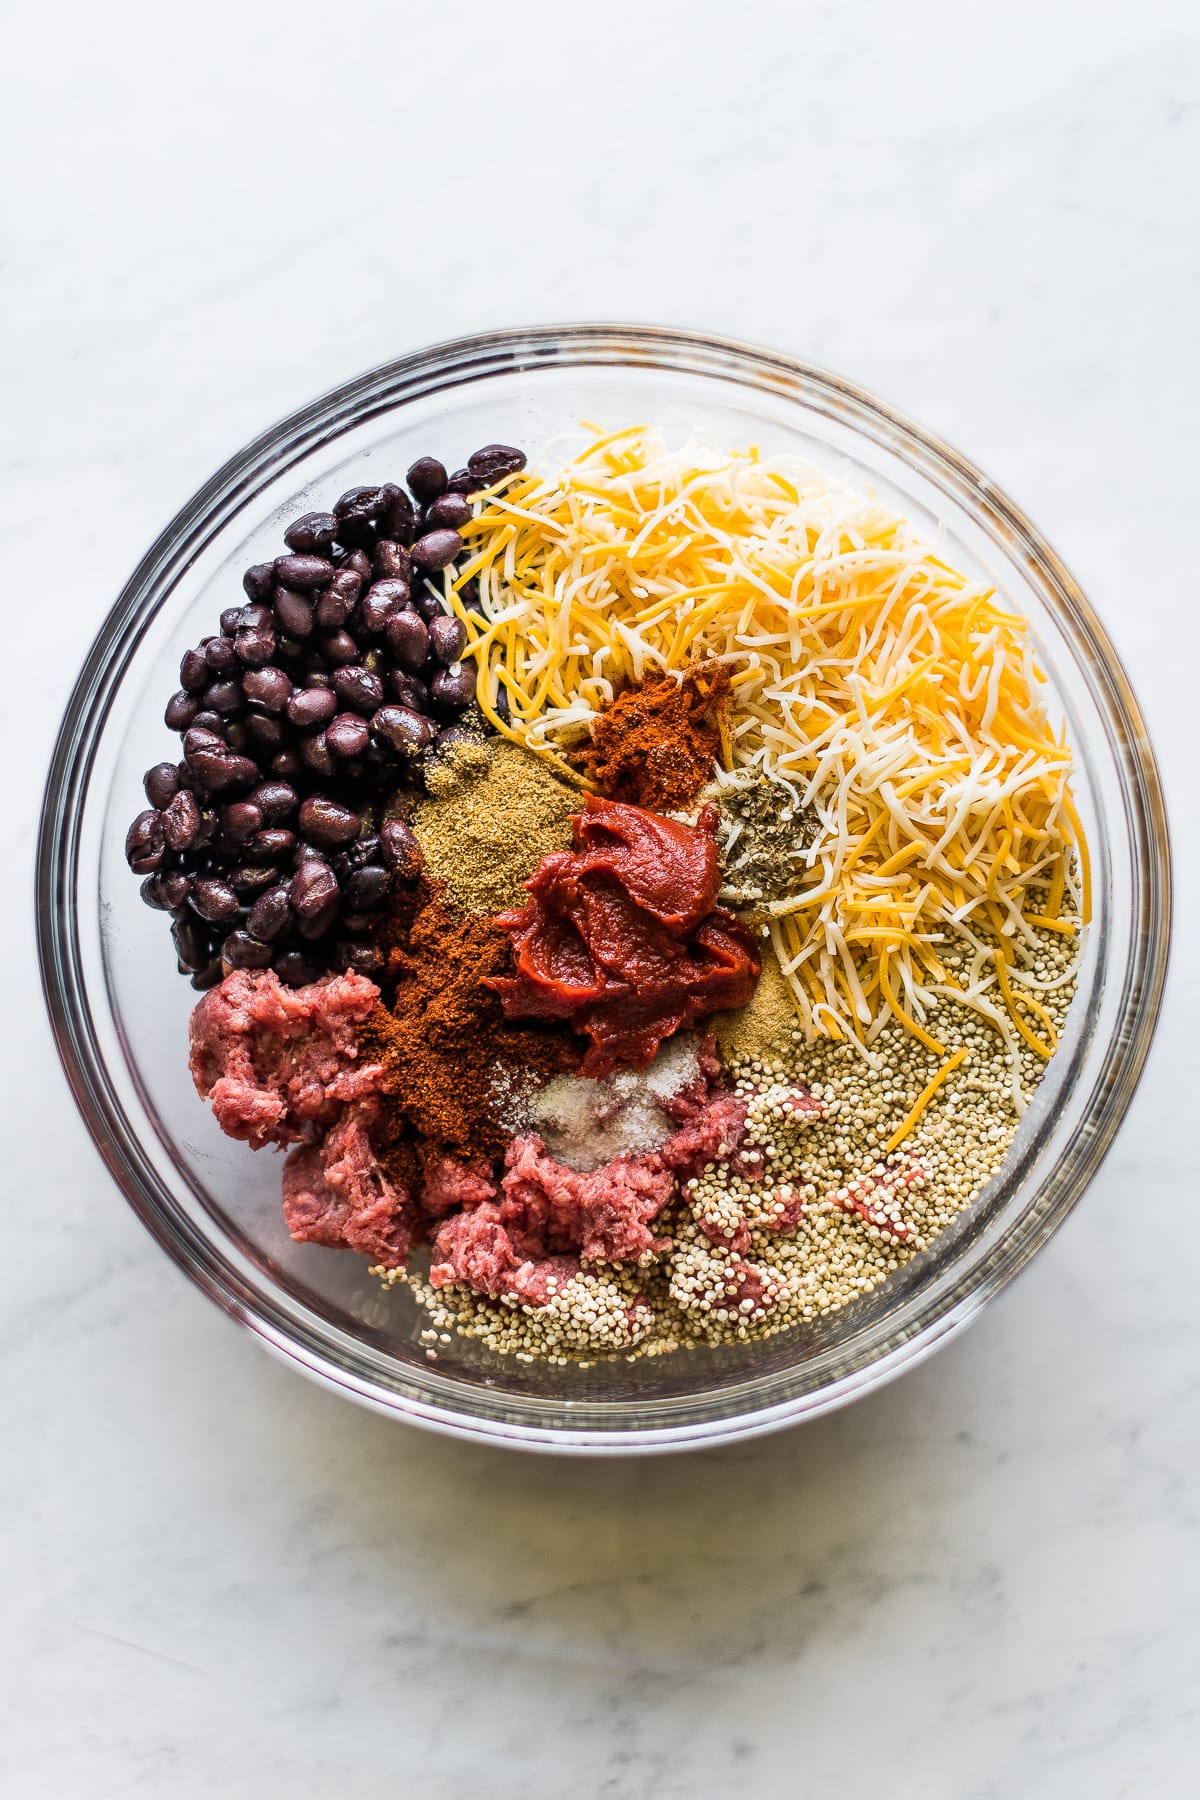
left=37, top=324, right=1172, bottom=1454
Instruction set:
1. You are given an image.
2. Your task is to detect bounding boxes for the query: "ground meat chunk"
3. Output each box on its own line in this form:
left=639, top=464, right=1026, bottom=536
left=189, top=969, right=384, bottom=1148
left=281, top=1100, right=421, bottom=1268
left=429, top=1209, right=579, bottom=1306
left=420, top=1156, right=498, bottom=1218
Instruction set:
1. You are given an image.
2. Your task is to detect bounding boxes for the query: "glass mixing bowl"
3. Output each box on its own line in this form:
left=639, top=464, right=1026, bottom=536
left=37, top=326, right=1171, bottom=1453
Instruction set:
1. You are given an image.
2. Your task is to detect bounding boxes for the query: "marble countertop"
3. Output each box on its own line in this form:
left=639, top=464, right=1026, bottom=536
left=4, top=2, right=1198, bottom=1794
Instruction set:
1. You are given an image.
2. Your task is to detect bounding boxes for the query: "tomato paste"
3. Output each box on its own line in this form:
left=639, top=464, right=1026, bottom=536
left=487, top=797, right=760, bottom=1076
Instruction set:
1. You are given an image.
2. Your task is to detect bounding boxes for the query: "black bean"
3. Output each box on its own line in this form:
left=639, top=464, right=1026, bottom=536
left=224, top=720, right=250, bottom=752
left=378, top=483, right=415, bottom=544
left=340, top=551, right=372, bottom=588
left=344, top=864, right=389, bottom=910
left=270, top=748, right=302, bottom=779
left=125, top=809, right=165, bottom=873
left=227, top=864, right=278, bottom=896
left=242, top=666, right=291, bottom=712
left=239, top=602, right=274, bottom=632
left=372, top=541, right=411, bottom=583
left=273, top=587, right=314, bottom=638
left=171, top=915, right=207, bottom=971
left=191, top=749, right=259, bottom=792
left=283, top=511, right=338, bottom=556
left=333, top=486, right=384, bottom=547
left=384, top=608, right=428, bottom=672
left=222, top=931, right=274, bottom=971
left=494, top=685, right=511, bottom=725
left=411, top=588, right=446, bottom=624
left=235, top=627, right=277, bottom=667
left=407, top=456, right=448, bottom=502
left=380, top=817, right=422, bottom=877
left=315, top=586, right=354, bottom=630
left=428, top=613, right=466, bottom=665
left=220, top=606, right=244, bottom=636
left=331, top=665, right=384, bottom=713
left=249, top=827, right=296, bottom=860
left=336, top=833, right=380, bottom=876
left=424, top=492, right=472, bottom=531
left=291, top=857, right=339, bottom=921
left=190, top=957, right=224, bottom=991
left=411, top=528, right=464, bottom=572
left=274, top=948, right=321, bottom=986
left=459, top=576, right=482, bottom=614
left=144, top=762, right=180, bottom=809
left=242, top=562, right=275, bottom=602
left=141, top=869, right=192, bottom=911
left=191, top=876, right=240, bottom=924
left=179, top=648, right=208, bottom=692
left=271, top=558, right=337, bottom=596
left=372, top=705, right=435, bottom=756
left=164, top=690, right=200, bottom=731
left=299, top=731, right=335, bottom=778
left=296, top=899, right=340, bottom=942
left=249, top=779, right=298, bottom=822
left=327, top=712, right=371, bottom=759
left=446, top=467, right=486, bottom=496
left=190, top=711, right=225, bottom=734
left=246, top=884, right=292, bottom=941
left=275, top=635, right=304, bottom=665
left=204, top=636, right=237, bottom=673
left=387, top=671, right=428, bottom=711
left=332, top=941, right=384, bottom=976
left=318, top=629, right=359, bottom=666
left=162, top=788, right=201, bottom=851
left=468, top=443, right=526, bottom=483
left=430, top=664, right=476, bottom=713
left=298, top=796, right=361, bottom=849
left=435, top=724, right=483, bottom=757
left=359, top=588, right=399, bottom=635
left=249, top=715, right=289, bottom=759
left=193, top=808, right=218, bottom=849
left=202, top=677, right=244, bottom=714
left=286, top=686, right=336, bottom=731
left=219, top=800, right=263, bottom=843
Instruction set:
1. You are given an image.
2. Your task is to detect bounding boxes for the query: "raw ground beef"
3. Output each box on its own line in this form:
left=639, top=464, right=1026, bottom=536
left=429, top=1083, right=750, bottom=1305
left=189, top=969, right=384, bottom=1147
left=281, top=1098, right=422, bottom=1268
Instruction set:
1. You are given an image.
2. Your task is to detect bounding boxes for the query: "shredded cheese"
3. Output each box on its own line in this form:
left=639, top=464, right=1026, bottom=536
left=448, top=428, right=1085, bottom=1058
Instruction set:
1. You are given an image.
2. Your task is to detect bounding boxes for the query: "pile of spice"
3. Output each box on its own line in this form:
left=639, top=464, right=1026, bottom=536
left=131, top=423, right=1087, bottom=1373
left=577, top=661, right=731, bottom=810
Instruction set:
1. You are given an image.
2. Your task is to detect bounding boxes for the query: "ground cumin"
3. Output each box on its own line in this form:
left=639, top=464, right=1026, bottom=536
left=358, top=876, right=580, bottom=1170
left=578, top=662, right=731, bottom=811
left=413, top=739, right=578, bottom=915
left=713, top=944, right=802, bottom=1067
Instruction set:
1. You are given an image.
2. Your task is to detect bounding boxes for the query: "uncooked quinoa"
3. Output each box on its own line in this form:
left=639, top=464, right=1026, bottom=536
left=132, top=427, right=1088, bottom=1368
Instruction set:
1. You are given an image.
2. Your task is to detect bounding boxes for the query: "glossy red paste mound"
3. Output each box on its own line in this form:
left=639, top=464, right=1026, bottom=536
left=487, top=797, right=761, bottom=1076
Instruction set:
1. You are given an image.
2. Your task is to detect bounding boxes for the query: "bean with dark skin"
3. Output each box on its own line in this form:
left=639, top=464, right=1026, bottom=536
left=377, top=483, right=415, bottom=544
left=238, top=603, right=273, bottom=632
left=318, top=629, right=359, bottom=666
left=379, top=817, right=422, bottom=878
left=326, top=712, right=371, bottom=759
left=446, top=468, right=486, bottom=495
left=424, top=491, right=472, bottom=531
left=269, top=748, right=302, bottom=779
left=291, top=857, right=339, bottom=921
left=273, top=949, right=322, bottom=985
left=331, top=665, right=384, bottom=712
left=171, top=916, right=207, bottom=971
left=203, top=677, right=244, bottom=714
left=388, top=671, right=428, bottom=712
left=283, top=512, right=337, bottom=556
left=360, top=578, right=410, bottom=634
left=273, top=554, right=335, bottom=591
left=467, top=443, right=526, bottom=483
left=315, top=586, right=354, bottom=629
left=299, top=731, right=335, bottom=777
left=193, top=750, right=260, bottom=792
left=164, top=690, right=200, bottom=731
left=371, top=705, right=435, bottom=756
left=344, top=864, right=389, bottom=910
left=410, top=528, right=464, bottom=572
left=372, top=541, right=411, bottom=582
left=428, top=613, right=466, bottom=665
left=191, top=876, right=240, bottom=924
left=411, top=588, right=447, bottom=624
left=163, top=788, right=201, bottom=851
left=430, top=664, right=476, bottom=713
left=190, top=711, right=225, bottom=734
left=125, top=809, right=166, bottom=873
left=222, top=931, right=274, bottom=970
left=144, top=762, right=181, bottom=809
left=384, top=608, right=428, bottom=671
left=339, top=552, right=372, bottom=588
left=249, top=827, right=296, bottom=860
left=407, top=457, right=448, bottom=502
left=332, top=486, right=384, bottom=548
left=273, top=588, right=314, bottom=637
left=244, top=714, right=286, bottom=753
left=141, top=869, right=192, bottom=911
left=333, top=942, right=384, bottom=976
left=242, top=563, right=275, bottom=602
left=219, top=800, right=264, bottom=842
left=298, top=796, right=361, bottom=849
left=179, top=648, right=209, bottom=692
left=227, top=864, right=278, bottom=896
left=220, top=606, right=244, bottom=636
left=242, top=666, right=292, bottom=713
left=246, top=884, right=292, bottom=941
left=204, top=636, right=237, bottom=673
left=235, top=627, right=277, bottom=667
left=249, top=779, right=298, bottom=821
left=286, top=685, right=337, bottom=730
